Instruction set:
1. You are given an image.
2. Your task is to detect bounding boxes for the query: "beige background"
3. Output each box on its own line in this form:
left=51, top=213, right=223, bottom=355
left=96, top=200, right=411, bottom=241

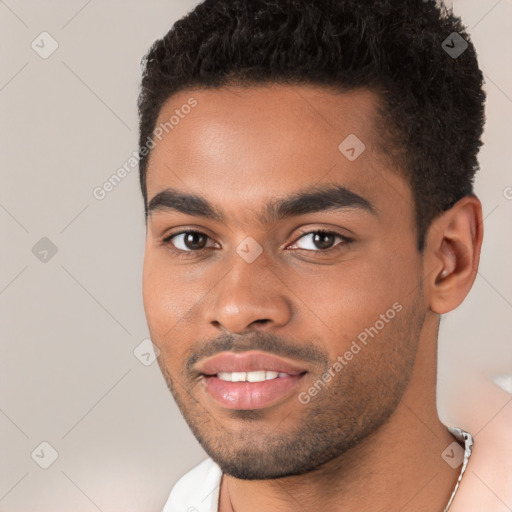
left=0, top=1, right=511, bottom=511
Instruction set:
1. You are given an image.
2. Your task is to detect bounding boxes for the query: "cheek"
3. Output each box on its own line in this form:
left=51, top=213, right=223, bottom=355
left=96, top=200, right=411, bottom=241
left=142, top=262, right=188, bottom=370
left=286, top=250, right=417, bottom=350
left=142, top=247, right=211, bottom=343
left=142, top=248, right=180, bottom=336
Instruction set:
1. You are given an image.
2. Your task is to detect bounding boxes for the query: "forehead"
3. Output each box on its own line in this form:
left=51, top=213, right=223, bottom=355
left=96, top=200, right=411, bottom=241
left=145, top=84, right=412, bottom=224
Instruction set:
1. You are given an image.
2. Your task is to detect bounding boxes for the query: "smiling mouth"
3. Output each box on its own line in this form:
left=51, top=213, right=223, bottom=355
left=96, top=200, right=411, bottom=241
left=195, top=351, right=310, bottom=410
left=204, top=370, right=306, bottom=382
left=201, top=371, right=308, bottom=410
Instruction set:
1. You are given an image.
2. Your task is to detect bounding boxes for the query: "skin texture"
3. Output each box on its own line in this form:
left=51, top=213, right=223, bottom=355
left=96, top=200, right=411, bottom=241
left=142, top=84, right=483, bottom=512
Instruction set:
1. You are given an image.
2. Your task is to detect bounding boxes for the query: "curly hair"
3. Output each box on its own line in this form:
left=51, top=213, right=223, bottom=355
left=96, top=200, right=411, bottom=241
left=138, top=0, right=485, bottom=250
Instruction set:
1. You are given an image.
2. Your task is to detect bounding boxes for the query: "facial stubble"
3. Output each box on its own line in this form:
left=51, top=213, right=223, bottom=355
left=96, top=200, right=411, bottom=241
left=156, top=291, right=425, bottom=480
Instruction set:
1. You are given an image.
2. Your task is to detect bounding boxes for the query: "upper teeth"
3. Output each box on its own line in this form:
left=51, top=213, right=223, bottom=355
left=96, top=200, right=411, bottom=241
left=217, top=371, right=289, bottom=382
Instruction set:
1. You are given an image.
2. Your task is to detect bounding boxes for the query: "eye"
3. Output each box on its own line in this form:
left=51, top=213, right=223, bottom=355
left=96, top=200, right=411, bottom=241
left=288, top=229, right=351, bottom=252
left=162, top=230, right=216, bottom=253
left=161, top=228, right=352, bottom=259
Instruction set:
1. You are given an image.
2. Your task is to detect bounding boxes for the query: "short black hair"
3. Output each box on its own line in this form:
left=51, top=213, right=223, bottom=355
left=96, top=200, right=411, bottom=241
left=138, top=0, right=485, bottom=250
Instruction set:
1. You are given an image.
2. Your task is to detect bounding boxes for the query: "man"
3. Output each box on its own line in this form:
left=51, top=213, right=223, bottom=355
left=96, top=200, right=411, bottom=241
left=137, top=1, right=509, bottom=510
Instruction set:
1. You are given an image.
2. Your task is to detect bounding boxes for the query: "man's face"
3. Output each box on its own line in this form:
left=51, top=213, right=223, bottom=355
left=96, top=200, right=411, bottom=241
left=142, top=85, right=428, bottom=479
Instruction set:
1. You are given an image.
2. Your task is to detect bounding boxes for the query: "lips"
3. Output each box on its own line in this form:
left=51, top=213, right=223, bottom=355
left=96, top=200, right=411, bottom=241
left=203, top=374, right=306, bottom=410
left=196, top=351, right=308, bottom=410
left=196, top=351, right=308, bottom=376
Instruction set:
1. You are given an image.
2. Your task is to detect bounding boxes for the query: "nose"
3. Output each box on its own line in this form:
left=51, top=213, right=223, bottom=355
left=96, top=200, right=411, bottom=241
left=204, top=253, right=293, bottom=334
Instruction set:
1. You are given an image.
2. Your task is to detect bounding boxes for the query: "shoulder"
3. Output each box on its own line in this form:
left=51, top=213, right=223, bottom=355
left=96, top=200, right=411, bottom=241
left=161, top=457, right=223, bottom=512
left=449, top=397, right=512, bottom=512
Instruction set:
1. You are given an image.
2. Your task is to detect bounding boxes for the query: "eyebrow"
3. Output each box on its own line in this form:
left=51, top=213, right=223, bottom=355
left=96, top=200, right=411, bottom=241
left=147, top=183, right=376, bottom=224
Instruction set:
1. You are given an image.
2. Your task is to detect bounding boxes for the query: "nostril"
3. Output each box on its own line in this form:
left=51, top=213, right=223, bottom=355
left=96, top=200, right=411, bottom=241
left=251, top=319, right=270, bottom=326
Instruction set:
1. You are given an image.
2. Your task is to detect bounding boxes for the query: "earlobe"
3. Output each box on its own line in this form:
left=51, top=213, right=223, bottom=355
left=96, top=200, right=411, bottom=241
left=425, top=195, right=483, bottom=314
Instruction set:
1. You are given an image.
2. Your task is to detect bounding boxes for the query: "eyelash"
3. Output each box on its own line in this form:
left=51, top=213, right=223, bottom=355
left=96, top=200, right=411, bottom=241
left=161, top=228, right=353, bottom=259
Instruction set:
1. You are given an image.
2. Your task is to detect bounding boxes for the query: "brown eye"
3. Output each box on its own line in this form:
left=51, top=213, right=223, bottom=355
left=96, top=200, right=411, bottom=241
left=164, top=231, right=211, bottom=251
left=312, top=232, right=336, bottom=250
left=290, top=230, right=350, bottom=252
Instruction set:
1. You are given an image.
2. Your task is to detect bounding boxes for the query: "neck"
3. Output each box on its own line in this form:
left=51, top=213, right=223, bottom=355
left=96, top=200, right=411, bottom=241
left=219, top=316, right=463, bottom=512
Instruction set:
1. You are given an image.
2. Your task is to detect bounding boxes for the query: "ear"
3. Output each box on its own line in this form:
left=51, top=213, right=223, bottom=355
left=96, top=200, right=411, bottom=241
left=423, top=195, right=483, bottom=314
